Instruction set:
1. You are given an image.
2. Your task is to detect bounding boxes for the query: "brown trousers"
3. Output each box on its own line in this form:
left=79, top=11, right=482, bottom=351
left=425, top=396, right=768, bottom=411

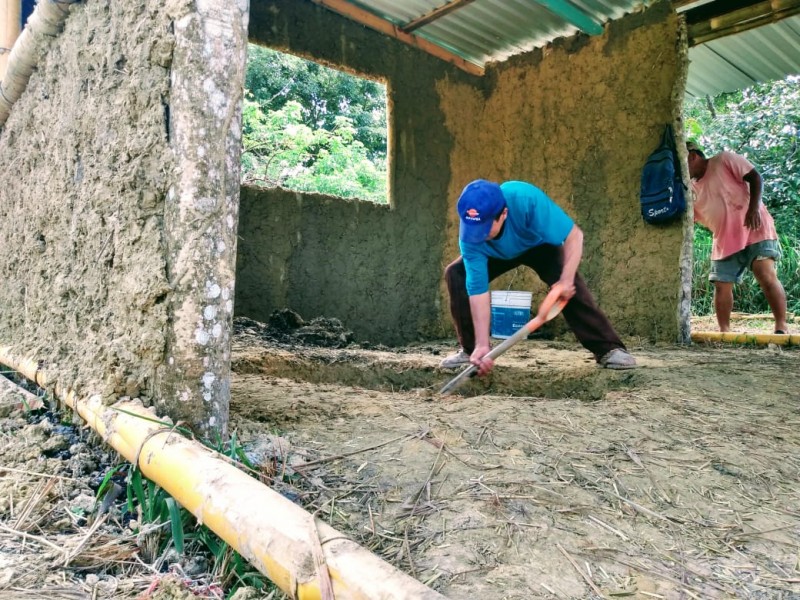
left=444, top=245, right=626, bottom=360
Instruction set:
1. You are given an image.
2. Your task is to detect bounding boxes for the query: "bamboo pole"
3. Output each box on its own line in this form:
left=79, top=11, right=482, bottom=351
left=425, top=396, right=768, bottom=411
left=691, top=331, right=800, bottom=346
left=0, top=0, right=76, bottom=125
left=0, top=345, right=445, bottom=600
left=0, top=0, right=21, bottom=81
left=688, top=0, right=800, bottom=46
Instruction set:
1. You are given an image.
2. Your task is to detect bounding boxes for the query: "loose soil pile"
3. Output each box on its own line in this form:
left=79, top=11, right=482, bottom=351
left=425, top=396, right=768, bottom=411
left=2, top=312, right=799, bottom=599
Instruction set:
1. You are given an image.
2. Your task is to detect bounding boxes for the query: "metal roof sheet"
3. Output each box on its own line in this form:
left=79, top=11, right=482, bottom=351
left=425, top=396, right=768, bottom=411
left=687, top=15, right=800, bottom=97
left=320, top=1, right=800, bottom=96
left=352, top=0, right=645, bottom=64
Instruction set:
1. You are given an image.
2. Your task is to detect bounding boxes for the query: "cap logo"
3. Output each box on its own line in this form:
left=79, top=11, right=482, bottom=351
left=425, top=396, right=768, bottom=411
left=465, top=208, right=480, bottom=220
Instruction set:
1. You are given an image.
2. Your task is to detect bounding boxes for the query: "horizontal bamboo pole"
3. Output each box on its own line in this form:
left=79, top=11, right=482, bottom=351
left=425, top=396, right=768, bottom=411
left=688, top=1, right=800, bottom=46
left=0, top=345, right=445, bottom=600
left=691, top=331, right=800, bottom=346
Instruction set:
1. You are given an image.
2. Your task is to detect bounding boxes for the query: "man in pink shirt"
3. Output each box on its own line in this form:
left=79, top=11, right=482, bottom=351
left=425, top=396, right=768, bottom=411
left=687, top=141, right=788, bottom=334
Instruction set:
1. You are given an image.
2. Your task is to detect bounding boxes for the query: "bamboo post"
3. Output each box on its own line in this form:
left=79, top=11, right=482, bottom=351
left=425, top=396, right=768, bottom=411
left=0, top=0, right=76, bottom=125
left=0, top=0, right=21, bottom=81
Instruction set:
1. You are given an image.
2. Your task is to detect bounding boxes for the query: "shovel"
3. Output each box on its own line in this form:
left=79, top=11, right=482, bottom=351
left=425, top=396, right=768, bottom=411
left=439, top=283, right=569, bottom=395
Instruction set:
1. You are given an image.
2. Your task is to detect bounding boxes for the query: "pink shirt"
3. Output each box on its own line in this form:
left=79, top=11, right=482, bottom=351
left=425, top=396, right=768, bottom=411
left=692, top=151, right=777, bottom=260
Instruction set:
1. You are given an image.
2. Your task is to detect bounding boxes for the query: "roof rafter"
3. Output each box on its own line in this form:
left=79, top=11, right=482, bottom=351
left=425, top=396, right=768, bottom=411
left=402, top=0, right=478, bottom=33
left=688, top=0, right=800, bottom=45
left=310, top=0, right=484, bottom=76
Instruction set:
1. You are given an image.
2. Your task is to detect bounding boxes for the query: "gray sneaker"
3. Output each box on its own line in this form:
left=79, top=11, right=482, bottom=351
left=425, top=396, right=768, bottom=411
left=599, top=348, right=637, bottom=370
left=439, top=349, right=471, bottom=369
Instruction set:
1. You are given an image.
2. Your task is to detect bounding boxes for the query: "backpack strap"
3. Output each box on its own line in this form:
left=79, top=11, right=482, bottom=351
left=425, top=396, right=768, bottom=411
left=662, top=123, right=676, bottom=150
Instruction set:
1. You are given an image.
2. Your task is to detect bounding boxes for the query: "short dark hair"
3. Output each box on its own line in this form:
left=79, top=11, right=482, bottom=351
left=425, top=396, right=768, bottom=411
left=686, top=141, right=706, bottom=159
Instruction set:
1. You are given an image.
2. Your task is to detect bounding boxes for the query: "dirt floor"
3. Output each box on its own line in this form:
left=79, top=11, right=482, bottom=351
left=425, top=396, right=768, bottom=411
left=1, top=313, right=799, bottom=599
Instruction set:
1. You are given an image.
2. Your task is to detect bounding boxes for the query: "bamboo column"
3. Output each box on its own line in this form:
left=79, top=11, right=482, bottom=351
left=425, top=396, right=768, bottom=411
left=0, top=0, right=21, bottom=81
left=0, top=0, right=75, bottom=125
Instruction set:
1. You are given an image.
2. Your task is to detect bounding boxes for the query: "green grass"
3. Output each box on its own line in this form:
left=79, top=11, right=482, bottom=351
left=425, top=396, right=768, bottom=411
left=692, top=229, right=800, bottom=316
left=96, top=429, right=276, bottom=599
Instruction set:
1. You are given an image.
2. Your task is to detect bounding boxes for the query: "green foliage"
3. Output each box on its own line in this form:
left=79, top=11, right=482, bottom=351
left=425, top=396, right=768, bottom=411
left=243, top=44, right=388, bottom=203
left=95, top=427, right=276, bottom=597
left=685, top=76, right=800, bottom=316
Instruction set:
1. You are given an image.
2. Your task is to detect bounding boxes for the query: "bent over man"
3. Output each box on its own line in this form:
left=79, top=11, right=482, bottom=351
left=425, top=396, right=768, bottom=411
left=440, top=179, right=636, bottom=375
left=687, top=141, right=788, bottom=334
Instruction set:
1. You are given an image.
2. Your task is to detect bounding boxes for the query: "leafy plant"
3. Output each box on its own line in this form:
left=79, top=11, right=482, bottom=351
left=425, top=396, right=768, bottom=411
left=242, top=45, right=388, bottom=203
left=94, top=428, right=276, bottom=598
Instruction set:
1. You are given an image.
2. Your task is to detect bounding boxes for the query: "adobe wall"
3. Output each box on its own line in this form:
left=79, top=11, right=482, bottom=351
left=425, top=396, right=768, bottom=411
left=239, top=0, right=688, bottom=345
left=0, top=1, right=175, bottom=400
left=439, top=1, right=689, bottom=341
left=239, top=0, right=477, bottom=345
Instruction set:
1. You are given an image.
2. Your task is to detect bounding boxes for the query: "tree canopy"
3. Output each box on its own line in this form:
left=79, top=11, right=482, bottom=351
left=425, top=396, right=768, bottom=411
left=242, top=45, right=388, bottom=203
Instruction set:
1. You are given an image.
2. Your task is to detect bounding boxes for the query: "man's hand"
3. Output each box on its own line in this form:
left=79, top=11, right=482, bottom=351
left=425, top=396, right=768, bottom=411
left=743, top=168, right=763, bottom=231
left=556, top=276, right=576, bottom=300
left=745, top=207, right=762, bottom=230
left=470, top=344, right=494, bottom=376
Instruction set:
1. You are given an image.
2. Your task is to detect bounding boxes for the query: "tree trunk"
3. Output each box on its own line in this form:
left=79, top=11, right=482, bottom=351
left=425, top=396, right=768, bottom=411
left=157, top=0, right=249, bottom=439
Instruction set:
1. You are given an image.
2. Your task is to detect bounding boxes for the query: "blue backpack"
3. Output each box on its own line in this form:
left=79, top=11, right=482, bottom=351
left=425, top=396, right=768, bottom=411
left=640, top=124, right=686, bottom=224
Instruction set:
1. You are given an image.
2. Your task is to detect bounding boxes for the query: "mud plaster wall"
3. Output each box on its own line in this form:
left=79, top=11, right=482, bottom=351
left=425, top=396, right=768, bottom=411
left=440, top=1, right=688, bottom=342
left=238, top=1, right=687, bottom=345
left=238, top=0, right=476, bottom=345
left=0, top=1, right=176, bottom=399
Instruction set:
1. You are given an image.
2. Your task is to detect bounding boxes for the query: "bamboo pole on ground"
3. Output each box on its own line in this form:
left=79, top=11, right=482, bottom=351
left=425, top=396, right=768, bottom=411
left=0, top=345, right=445, bottom=600
left=691, top=331, right=800, bottom=346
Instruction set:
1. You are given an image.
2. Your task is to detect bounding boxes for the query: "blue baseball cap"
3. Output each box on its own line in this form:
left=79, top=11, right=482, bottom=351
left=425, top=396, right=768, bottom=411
left=457, top=179, right=506, bottom=243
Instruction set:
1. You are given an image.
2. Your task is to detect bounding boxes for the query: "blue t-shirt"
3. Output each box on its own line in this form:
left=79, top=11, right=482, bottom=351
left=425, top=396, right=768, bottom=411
left=459, top=181, right=574, bottom=295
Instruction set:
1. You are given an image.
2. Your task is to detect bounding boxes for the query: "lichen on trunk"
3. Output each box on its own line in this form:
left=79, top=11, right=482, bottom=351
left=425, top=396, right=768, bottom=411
left=157, top=0, right=250, bottom=438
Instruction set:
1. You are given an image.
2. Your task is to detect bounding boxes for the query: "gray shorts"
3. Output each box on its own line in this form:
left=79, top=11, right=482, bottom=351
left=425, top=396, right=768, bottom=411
left=710, top=239, right=782, bottom=284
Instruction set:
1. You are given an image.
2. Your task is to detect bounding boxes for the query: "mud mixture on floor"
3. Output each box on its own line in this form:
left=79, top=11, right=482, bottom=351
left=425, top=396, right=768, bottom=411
left=230, top=314, right=800, bottom=600
left=1, top=312, right=798, bottom=599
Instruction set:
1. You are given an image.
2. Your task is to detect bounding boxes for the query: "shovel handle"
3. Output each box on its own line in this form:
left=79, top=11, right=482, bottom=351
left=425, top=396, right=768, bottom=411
left=439, top=284, right=568, bottom=396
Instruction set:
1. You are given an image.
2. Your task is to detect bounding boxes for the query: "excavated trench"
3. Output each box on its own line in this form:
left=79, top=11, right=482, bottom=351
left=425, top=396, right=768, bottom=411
left=231, top=314, right=642, bottom=402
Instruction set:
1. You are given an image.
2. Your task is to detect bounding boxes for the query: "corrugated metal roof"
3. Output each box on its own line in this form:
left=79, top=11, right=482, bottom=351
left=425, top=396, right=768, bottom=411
left=686, top=15, right=800, bottom=97
left=320, top=1, right=800, bottom=96
left=351, top=0, right=646, bottom=65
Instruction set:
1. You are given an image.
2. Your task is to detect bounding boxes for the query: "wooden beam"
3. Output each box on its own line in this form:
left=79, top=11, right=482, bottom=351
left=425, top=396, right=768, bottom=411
left=402, top=0, right=478, bottom=33
left=311, top=0, right=484, bottom=76
left=689, top=0, right=800, bottom=45
left=536, top=0, right=604, bottom=35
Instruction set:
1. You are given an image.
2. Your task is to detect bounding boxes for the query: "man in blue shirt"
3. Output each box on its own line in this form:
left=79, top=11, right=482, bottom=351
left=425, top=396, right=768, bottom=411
left=441, top=179, right=636, bottom=374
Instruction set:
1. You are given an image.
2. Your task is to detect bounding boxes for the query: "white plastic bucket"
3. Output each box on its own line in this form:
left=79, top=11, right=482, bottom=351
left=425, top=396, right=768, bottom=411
left=490, top=290, right=533, bottom=339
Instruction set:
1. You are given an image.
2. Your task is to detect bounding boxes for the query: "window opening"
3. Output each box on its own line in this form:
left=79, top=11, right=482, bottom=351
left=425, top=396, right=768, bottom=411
left=242, top=44, right=388, bottom=204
